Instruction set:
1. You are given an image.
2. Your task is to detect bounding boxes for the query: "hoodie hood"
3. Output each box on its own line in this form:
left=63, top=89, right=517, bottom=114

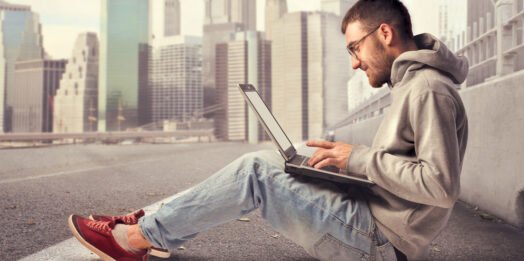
left=390, top=33, right=469, bottom=86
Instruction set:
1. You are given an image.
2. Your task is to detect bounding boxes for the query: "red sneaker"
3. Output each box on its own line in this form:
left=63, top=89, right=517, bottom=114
left=68, top=214, right=149, bottom=261
left=89, top=210, right=170, bottom=258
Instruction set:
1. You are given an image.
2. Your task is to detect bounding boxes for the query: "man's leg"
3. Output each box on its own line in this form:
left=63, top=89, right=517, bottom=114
left=139, top=150, right=384, bottom=260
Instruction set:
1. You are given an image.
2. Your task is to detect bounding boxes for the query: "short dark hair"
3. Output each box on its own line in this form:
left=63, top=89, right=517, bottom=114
left=341, top=0, right=413, bottom=40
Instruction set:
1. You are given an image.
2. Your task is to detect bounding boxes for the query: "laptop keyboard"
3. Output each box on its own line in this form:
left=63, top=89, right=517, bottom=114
left=291, top=155, right=340, bottom=173
left=290, top=154, right=309, bottom=166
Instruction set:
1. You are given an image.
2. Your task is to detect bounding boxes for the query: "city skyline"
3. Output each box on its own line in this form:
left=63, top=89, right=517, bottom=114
left=0, top=0, right=469, bottom=135
left=8, top=0, right=465, bottom=60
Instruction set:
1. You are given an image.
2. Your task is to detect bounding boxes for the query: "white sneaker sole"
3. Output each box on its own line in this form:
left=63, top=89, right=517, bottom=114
left=68, top=215, right=115, bottom=261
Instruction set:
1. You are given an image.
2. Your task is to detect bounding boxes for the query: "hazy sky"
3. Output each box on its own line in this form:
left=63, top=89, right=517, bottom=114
left=8, top=0, right=465, bottom=59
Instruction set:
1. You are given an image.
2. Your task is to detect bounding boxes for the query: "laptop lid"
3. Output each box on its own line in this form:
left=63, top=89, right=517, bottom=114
left=238, top=83, right=296, bottom=161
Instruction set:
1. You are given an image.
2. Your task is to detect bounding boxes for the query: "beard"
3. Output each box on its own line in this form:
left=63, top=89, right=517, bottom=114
left=362, top=36, right=395, bottom=88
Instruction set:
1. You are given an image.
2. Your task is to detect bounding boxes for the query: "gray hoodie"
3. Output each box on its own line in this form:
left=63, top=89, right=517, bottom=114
left=347, top=34, right=469, bottom=260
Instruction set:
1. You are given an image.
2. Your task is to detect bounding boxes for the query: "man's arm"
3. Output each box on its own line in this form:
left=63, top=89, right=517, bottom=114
left=347, top=91, right=462, bottom=208
left=308, top=91, right=463, bottom=209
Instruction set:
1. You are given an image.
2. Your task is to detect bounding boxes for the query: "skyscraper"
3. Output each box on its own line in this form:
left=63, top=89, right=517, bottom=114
left=54, top=33, right=99, bottom=133
left=12, top=58, right=66, bottom=132
left=265, top=0, right=288, bottom=41
left=0, top=0, right=44, bottom=132
left=438, top=0, right=466, bottom=50
left=215, top=31, right=271, bottom=142
left=163, top=0, right=180, bottom=37
left=146, top=36, right=202, bottom=124
left=320, top=0, right=355, bottom=17
left=320, top=0, right=360, bottom=110
left=202, top=0, right=256, bottom=109
left=272, top=11, right=349, bottom=142
left=309, top=12, right=350, bottom=131
left=229, top=0, right=256, bottom=31
left=204, top=0, right=256, bottom=30
left=204, top=0, right=230, bottom=25
left=99, top=0, right=149, bottom=131
left=202, top=22, right=242, bottom=95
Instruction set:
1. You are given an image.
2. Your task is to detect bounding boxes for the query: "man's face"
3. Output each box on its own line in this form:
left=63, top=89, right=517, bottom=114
left=345, top=21, right=395, bottom=87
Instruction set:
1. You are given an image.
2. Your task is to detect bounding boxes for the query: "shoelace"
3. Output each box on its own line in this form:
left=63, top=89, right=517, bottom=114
left=113, top=209, right=144, bottom=224
left=87, top=220, right=114, bottom=236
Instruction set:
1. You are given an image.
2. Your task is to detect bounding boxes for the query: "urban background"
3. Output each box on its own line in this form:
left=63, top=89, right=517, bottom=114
left=0, top=0, right=466, bottom=142
left=1, top=0, right=524, bottom=259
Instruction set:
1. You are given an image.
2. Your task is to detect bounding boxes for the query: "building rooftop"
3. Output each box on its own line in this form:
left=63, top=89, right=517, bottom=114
left=0, top=0, right=31, bottom=11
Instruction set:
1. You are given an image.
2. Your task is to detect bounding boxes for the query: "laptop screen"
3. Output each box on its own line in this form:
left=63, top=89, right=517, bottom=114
left=244, top=89, right=294, bottom=154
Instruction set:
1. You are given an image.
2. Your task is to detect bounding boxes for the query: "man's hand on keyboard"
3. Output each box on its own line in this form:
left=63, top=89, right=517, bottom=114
left=306, top=140, right=353, bottom=170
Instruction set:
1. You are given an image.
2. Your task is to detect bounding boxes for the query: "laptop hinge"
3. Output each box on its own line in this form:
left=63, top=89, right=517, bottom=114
left=286, top=148, right=297, bottom=161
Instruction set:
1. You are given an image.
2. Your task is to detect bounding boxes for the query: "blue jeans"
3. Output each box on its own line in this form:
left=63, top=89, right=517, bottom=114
left=139, top=150, right=397, bottom=261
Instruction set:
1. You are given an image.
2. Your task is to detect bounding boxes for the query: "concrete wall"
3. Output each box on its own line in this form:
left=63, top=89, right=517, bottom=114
left=332, top=116, right=383, bottom=146
left=459, top=70, right=524, bottom=228
left=335, top=70, right=524, bottom=228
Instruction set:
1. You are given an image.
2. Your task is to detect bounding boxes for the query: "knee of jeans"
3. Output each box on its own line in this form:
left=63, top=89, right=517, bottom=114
left=238, top=151, right=280, bottom=179
left=239, top=151, right=264, bottom=172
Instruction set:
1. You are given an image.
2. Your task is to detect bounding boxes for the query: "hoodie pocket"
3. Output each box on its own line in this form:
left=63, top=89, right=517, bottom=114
left=375, top=241, right=397, bottom=261
left=313, top=233, right=369, bottom=261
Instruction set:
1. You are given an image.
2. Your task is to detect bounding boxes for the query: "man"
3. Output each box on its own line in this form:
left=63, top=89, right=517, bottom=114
left=68, top=0, right=468, bottom=260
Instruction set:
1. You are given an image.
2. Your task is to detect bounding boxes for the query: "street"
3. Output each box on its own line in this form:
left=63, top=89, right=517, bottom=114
left=1, top=143, right=524, bottom=260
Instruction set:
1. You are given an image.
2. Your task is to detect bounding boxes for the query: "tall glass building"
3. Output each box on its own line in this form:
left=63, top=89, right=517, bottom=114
left=202, top=0, right=256, bottom=110
left=0, top=0, right=44, bottom=132
left=320, top=0, right=355, bottom=17
left=164, top=0, right=180, bottom=37
left=265, top=0, right=288, bottom=41
left=99, top=0, right=149, bottom=131
left=12, top=59, right=66, bottom=133
left=54, top=32, right=99, bottom=133
left=272, top=11, right=349, bottom=142
left=215, top=31, right=271, bottom=143
left=147, top=36, right=202, bottom=124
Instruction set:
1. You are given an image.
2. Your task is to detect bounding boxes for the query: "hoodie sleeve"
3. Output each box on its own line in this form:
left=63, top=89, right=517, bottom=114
left=347, top=91, right=462, bottom=208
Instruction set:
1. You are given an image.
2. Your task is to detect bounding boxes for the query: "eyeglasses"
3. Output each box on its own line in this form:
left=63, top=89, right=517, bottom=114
left=346, top=25, right=381, bottom=60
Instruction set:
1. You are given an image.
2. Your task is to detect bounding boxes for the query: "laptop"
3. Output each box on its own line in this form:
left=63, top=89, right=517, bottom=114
left=238, top=83, right=374, bottom=187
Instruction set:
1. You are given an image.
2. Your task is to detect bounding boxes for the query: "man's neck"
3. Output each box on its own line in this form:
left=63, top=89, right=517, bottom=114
left=392, top=40, right=418, bottom=59
left=405, top=40, right=418, bottom=52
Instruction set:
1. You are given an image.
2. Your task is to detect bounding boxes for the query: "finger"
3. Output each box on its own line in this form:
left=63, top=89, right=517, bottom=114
left=306, top=140, right=335, bottom=149
left=308, top=150, right=334, bottom=166
left=308, top=149, right=323, bottom=166
left=308, top=148, right=325, bottom=166
left=314, top=157, right=337, bottom=170
left=307, top=140, right=334, bottom=149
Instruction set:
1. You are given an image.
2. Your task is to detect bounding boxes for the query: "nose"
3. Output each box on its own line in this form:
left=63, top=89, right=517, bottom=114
left=351, top=56, right=361, bottom=70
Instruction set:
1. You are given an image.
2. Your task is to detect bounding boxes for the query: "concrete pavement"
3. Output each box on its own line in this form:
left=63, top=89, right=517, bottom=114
left=1, top=143, right=523, bottom=260
left=20, top=200, right=524, bottom=261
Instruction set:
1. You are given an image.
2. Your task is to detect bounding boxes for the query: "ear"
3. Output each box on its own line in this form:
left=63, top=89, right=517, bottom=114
left=377, top=23, right=394, bottom=46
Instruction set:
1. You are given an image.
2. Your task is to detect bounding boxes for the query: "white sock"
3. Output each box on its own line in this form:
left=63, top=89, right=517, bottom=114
left=111, top=224, right=142, bottom=254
